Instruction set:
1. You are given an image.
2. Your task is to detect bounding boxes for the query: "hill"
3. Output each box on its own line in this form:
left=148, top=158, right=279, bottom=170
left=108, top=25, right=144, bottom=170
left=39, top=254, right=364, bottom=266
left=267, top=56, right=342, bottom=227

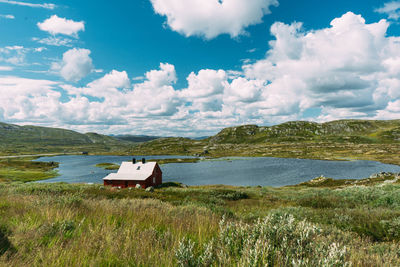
left=112, top=134, right=161, bottom=143
left=208, top=120, right=400, bottom=144
left=0, top=122, right=134, bottom=155
left=131, top=120, right=400, bottom=165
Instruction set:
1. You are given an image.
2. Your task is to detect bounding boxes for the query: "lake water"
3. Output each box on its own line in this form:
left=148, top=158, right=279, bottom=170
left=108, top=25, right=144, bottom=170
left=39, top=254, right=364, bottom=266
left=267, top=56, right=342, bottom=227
left=35, top=155, right=400, bottom=187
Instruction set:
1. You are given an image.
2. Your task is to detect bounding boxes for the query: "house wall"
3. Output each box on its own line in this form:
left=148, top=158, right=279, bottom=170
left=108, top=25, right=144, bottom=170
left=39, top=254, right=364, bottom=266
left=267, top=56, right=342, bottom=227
left=152, top=164, right=163, bottom=186
left=103, top=163, right=163, bottom=188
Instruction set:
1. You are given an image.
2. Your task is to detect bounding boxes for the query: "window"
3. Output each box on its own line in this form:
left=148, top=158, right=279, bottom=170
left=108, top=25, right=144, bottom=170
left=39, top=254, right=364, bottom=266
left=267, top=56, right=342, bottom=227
left=153, top=177, right=156, bottom=184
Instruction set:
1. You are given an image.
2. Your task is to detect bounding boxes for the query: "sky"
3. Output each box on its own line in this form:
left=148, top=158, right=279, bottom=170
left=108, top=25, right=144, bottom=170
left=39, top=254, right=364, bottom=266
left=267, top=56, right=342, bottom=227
left=1, top=0, right=400, bottom=137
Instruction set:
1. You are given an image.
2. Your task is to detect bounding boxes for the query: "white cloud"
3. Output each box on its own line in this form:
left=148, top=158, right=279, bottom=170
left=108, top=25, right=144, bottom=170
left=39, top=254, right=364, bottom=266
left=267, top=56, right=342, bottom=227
left=55, top=48, right=93, bottom=82
left=5, top=12, right=400, bottom=136
left=0, top=65, right=13, bottom=71
left=33, top=36, right=74, bottom=47
left=240, top=12, right=395, bottom=120
left=0, top=66, right=13, bottom=71
left=150, top=0, right=279, bottom=39
left=62, top=63, right=181, bottom=121
left=375, top=1, right=400, bottom=20
left=180, top=69, right=227, bottom=112
left=37, top=15, right=84, bottom=37
left=0, top=14, right=14, bottom=19
left=0, top=46, right=28, bottom=65
left=0, top=76, right=59, bottom=122
left=0, top=0, right=55, bottom=9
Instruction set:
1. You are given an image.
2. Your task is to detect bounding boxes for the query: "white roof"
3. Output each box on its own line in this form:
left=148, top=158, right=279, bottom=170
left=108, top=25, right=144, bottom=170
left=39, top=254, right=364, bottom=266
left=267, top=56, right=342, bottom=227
left=103, top=161, right=157, bottom=181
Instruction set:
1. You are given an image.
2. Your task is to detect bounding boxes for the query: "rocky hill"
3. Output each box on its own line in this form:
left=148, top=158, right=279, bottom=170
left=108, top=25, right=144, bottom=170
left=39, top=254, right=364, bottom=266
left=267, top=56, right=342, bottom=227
left=208, top=120, right=400, bottom=144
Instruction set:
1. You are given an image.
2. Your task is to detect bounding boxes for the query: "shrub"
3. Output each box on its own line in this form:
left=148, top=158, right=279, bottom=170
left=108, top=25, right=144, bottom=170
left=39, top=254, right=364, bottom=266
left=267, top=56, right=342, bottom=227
left=175, top=238, right=197, bottom=267
left=0, top=224, right=15, bottom=256
left=380, top=217, right=400, bottom=240
left=175, top=211, right=351, bottom=266
left=39, top=220, right=77, bottom=245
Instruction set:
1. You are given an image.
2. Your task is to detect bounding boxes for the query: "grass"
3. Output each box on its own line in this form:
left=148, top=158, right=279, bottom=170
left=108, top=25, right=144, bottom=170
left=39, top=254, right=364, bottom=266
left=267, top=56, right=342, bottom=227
left=0, top=158, right=59, bottom=182
left=0, top=178, right=400, bottom=266
left=95, top=163, right=120, bottom=170
left=149, top=158, right=200, bottom=164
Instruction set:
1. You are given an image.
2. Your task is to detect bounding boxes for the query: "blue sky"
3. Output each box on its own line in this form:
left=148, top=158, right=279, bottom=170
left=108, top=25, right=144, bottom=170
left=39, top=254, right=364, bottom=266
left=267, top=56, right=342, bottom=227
left=0, top=0, right=400, bottom=136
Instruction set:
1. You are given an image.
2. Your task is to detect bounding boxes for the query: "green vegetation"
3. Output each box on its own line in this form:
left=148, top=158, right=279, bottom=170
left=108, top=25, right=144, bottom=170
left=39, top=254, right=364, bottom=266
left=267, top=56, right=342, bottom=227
left=149, top=158, right=200, bottom=164
left=95, top=163, right=120, bottom=170
left=0, top=157, right=58, bottom=182
left=2, top=119, right=400, bottom=265
left=0, top=177, right=400, bottom=265
left=0, top=122, right=135, bottom=156
left=3, top=119, right=400, bottom=167
left=132, top=120, right=400, bottom=166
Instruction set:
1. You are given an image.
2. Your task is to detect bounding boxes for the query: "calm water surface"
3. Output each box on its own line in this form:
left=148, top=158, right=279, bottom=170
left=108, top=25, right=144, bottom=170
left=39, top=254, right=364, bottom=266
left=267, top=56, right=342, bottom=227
left=36, top=155, right=400, bottom=187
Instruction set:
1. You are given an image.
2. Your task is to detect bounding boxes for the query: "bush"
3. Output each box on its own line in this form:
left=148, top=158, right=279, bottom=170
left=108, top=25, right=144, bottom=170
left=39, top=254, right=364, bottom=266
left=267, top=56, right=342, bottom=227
left=175, top=211, right=351, bottom=266
left=0, top=224, right=15, bottom=256
left=210, top=190, right=249, bottom=201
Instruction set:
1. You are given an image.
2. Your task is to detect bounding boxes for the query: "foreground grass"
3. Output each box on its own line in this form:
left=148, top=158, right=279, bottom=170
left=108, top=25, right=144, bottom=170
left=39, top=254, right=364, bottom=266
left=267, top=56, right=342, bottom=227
left=1, top=179, right=400, bottom=266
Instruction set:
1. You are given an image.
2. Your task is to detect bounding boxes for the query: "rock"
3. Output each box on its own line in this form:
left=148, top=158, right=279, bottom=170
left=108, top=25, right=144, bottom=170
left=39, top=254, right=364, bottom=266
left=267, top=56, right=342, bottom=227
left=135, top=184, right=142, bottom=189
left=145, top=186, right=154, bottom=192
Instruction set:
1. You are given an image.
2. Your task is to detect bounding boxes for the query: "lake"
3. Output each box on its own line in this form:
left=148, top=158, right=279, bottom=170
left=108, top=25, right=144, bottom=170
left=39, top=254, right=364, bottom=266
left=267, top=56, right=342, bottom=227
left=35, top=155, right=400, bottom=187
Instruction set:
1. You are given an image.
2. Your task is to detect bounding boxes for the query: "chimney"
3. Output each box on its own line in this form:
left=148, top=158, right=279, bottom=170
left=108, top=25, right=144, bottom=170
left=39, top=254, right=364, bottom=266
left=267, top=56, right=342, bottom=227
left=132, top=158, right=136, bottom=164
left=142, top=158, right=146, bottom=164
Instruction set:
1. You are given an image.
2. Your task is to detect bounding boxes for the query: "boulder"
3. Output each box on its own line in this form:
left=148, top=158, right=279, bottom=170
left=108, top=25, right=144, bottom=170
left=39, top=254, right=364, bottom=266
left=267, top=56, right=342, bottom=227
left=145, top=186, right=154, bottom=192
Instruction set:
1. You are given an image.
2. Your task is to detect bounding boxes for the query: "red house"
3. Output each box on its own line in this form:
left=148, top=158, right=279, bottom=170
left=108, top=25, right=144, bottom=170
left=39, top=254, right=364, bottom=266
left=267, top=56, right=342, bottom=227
left=103, top=158, right=162, bottom=188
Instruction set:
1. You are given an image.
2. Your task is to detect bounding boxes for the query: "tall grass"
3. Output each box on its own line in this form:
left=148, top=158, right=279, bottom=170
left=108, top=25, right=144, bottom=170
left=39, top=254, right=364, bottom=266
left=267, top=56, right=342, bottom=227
left=1, top=182, right=400, bottom=266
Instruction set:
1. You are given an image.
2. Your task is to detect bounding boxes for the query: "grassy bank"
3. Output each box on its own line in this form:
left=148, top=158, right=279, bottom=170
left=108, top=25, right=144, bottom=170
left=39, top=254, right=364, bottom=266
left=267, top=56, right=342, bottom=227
left=1, top=177, right=400, bottom=266
left=0, top=157, right=59, bottom=183
left=95, top=163, right=120, bottom=170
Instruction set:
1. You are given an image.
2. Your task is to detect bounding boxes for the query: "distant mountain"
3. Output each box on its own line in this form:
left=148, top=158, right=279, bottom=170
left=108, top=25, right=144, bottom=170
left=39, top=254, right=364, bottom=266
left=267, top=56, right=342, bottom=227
left=191, top=136, right=210, bottom=140
left=112, top=134, right=161, bottom=143
left=3, top=119, right=400, bottom=156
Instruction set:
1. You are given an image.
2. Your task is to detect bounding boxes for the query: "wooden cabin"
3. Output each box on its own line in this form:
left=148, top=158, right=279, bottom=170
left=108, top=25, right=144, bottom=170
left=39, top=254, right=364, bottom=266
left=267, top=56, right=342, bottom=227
left=103, top=158, right=162, bottom=188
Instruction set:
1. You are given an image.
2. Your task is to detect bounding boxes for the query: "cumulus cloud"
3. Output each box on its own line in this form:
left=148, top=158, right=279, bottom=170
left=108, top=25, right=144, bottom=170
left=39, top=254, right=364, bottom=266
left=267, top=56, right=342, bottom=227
left=241, top=12, right=397, bottom=120
left=0, top=76, right=60, bottom=122
left=375, top=1, right=400, bottom=20
left=54, top=48, right=93, bottom=82
left=37, top=15, right=84, bottom=37
left=180, top=69, right=227, bottom=112
left=150, top=0, right=279, bottom=39
left=62, top=63, right=182, bottom=123
left=5, top=12, right=400, bottom=136
left=0, top=46, right=28, bottom=65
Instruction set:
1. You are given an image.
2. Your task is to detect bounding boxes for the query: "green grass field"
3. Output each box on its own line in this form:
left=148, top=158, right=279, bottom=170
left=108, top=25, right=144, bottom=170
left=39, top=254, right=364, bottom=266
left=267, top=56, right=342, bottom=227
left=1, top=177, right=400, bottom=266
